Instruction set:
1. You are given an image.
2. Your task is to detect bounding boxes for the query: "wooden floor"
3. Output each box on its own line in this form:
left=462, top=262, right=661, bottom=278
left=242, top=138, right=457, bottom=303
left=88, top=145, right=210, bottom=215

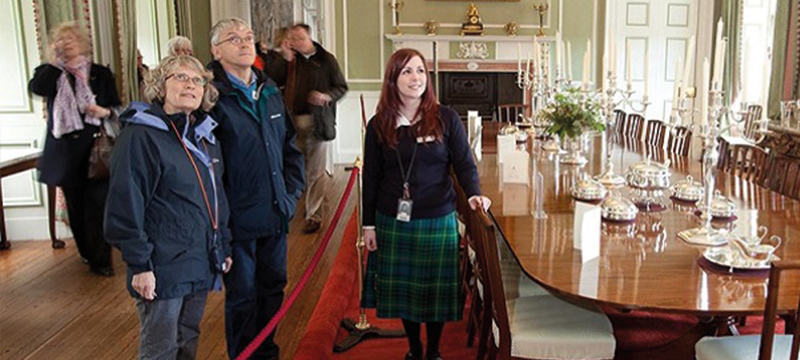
left=0, top=165, right=357, bottom=360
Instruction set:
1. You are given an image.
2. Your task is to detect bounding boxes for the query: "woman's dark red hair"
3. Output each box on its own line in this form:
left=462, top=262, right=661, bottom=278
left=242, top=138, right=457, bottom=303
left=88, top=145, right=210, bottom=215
left=373, top=48, right=441, bottom=148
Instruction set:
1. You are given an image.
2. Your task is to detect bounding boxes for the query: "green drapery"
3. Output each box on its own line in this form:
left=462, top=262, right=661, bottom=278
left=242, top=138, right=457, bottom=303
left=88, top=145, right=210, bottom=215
left=721, top=0, right=743, bottom=107
left=767, top=0, right=793, bottom=119
left=175, top=0, right=192, bottom=38
left=112, top=0, right=137, bottom=104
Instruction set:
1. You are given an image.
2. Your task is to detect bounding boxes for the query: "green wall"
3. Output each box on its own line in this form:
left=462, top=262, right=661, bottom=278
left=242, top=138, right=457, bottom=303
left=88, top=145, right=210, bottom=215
left=334, top=0, right=600, bottom=91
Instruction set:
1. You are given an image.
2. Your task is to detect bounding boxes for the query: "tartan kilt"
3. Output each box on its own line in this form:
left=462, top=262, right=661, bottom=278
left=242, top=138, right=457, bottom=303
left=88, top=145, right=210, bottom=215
left=362, top=211, right=463, bottom=323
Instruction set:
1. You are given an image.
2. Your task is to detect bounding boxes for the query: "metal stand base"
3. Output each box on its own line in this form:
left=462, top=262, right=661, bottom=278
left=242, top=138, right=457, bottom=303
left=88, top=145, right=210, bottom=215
left=560, top=153, right=588, bottom=166
left=677, top=226, right=727, bottom=247
left=334, top=317, right=406, bottom=352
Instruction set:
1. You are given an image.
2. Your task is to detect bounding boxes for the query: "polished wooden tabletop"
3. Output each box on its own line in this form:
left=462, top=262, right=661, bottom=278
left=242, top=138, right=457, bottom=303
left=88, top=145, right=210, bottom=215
left=479, top=126, right=800, bottom=316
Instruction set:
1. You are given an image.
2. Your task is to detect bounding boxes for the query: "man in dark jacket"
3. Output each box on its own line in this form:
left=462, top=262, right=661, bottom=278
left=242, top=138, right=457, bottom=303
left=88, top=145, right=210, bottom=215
left=208, top=18, right=305, bottom=360
left=270, top=23, right=347, bottom=233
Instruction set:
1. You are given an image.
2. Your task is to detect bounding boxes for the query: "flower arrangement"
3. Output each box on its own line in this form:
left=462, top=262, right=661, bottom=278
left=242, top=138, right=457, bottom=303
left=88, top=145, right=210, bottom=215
left=543, top=88, right=605, bottom=139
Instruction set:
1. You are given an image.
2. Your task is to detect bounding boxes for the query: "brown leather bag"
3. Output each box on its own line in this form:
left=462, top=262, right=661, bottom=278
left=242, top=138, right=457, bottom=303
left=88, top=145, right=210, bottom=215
left=87, top=123, right=113, bottom=179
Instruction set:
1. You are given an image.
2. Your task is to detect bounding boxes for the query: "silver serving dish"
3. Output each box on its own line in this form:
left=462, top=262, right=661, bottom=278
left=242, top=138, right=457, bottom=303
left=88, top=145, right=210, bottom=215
left=671, top=175, right=704, bottom=202
left=626, top=156, right=672, bottom=190
left=698, top=190, right=737, bottom=218
left=703, top=245, right=780, bottom=270
left=600, top=194, right=639, bottom=221
left=572, top=176, right=608, bottom=201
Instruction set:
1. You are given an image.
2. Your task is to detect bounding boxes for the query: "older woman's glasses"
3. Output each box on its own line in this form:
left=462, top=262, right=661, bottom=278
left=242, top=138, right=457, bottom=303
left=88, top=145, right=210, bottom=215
left=166, top=73, right=207, bottom=86
left=217, top=35, right=255, bottom=46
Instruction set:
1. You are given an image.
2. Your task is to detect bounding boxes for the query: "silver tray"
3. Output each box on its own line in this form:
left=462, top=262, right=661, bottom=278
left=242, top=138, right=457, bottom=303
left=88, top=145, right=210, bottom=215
left=703, top=246, right=780, bottom=270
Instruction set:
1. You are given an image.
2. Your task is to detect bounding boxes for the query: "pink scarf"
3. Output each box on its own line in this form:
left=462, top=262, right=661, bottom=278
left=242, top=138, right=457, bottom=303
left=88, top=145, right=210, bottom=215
left=51, top=56, right=101, bottom=139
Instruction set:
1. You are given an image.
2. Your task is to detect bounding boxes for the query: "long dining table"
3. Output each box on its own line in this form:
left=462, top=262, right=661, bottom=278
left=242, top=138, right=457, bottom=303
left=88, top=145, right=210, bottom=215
left=477, top=125, right=800, bottom=327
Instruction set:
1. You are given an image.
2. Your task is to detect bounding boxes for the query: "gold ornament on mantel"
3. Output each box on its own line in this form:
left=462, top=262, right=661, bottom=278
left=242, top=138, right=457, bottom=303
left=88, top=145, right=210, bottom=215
left=534, top=3, right=549, bottom=37
left=389, top=1, right=404, bottom=35
left=504, top=22, right=519, bottom=37
left=461, top=3, right=484, bottom=36
left=425, top=21, right=439, bottom=36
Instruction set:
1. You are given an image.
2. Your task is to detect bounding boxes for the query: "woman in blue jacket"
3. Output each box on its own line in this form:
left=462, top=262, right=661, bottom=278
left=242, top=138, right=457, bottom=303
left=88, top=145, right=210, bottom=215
left=105, top=55, right=232, bottom=360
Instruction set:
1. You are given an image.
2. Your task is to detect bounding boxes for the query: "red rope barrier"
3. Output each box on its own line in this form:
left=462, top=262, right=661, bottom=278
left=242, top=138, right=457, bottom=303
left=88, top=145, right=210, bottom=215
left=234, top=167, right=360, bottom=360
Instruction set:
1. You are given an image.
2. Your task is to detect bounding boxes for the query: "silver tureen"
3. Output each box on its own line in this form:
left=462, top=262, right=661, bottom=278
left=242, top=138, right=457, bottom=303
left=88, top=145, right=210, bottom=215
left=626, top=157, right=672, bottom=190
left=697, top=190, right=737, bottom=218
left=670, top=175, right=704, bottom=202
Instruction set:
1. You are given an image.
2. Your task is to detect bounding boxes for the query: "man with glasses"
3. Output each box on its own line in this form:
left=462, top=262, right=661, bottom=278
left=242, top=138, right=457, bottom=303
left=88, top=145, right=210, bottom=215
left=270, top=23, right=348, bottom=234
left=207, top=18, right=305, bottom=360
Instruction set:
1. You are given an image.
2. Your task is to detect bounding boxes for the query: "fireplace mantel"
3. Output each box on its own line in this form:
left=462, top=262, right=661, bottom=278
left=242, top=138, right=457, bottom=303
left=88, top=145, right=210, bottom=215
left=385, top=34, right=555, bottom=70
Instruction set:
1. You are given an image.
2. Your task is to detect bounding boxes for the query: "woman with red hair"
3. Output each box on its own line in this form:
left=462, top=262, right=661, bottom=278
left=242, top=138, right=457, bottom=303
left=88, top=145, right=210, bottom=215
left=362, top=48, right=490, bottom=360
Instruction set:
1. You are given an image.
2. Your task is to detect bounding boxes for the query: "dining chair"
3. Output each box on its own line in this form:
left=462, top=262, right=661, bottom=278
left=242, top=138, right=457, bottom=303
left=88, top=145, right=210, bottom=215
left=667, top=126, right=692, bottom=157
left=729, top=144, right=770, bottom=184
left=497, top=104, right=529, bottom=123
left=613, top=109, right=628, bottom=139
left=645, top=120, right=665, bottom=147
left=766, top=154, right=800, bottom=200
left=743, top=105, right=763, bottom=140
left=717, top=137, right=734, bottom=172
left=627, top=114, right=645, bottom=140
left=695, top=260, right=800, bottom=360
left=469, top=208, right=616, bottom=360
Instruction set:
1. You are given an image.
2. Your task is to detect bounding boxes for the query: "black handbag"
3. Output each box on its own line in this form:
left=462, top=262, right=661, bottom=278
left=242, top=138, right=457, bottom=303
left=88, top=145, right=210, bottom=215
left=87, top=123, right=113, bottom=179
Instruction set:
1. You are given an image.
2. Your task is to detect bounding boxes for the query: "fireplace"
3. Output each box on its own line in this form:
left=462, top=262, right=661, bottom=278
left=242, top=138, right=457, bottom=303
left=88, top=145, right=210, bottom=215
left=438, top=72, right=523, bottom=121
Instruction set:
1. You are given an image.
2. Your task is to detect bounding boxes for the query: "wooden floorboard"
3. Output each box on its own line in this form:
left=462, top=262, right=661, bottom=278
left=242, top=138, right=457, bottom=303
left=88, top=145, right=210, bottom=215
left=0, top=165, right=356, bottom=360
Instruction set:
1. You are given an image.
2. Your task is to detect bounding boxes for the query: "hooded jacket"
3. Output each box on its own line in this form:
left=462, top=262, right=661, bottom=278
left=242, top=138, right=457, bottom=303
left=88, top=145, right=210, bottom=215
left=208, top=62, right=305, bottom=240
left=105, top=102, right=231, bottom=299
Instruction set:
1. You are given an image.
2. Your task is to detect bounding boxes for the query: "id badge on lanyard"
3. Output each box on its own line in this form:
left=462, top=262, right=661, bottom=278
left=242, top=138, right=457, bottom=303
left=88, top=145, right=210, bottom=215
left=396, top=142, right=418, bottom=222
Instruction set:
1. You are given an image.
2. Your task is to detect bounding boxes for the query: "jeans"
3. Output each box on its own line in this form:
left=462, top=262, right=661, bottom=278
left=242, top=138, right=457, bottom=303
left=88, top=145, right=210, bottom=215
left=135, top=291, right=208, bottom=360
left=224, top=234, right=288, bottom=359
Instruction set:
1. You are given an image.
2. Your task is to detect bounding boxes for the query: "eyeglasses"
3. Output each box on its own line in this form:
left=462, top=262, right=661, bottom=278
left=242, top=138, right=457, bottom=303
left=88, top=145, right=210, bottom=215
left=217, top=35, right=255, bottom=46
left=166, top=73, right=207, bottom=86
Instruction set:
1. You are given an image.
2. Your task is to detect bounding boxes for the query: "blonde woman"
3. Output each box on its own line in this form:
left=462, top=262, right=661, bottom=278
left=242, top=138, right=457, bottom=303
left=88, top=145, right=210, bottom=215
left=167, top=35, right=194, bottom=56
left=28, top=22, right=120, bottom=276
left=105, top=55, right=232, bottom=360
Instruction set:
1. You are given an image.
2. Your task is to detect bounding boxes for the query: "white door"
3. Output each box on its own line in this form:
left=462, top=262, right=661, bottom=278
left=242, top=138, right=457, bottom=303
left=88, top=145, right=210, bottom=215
left=609, top=0, right=699, bottom=121
left=0, top=0, right=55, bottom=240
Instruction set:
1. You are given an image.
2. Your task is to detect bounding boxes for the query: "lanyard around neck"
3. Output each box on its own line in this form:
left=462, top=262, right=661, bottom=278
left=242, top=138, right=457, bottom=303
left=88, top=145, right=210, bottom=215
left=395, top=140, right=418, bottom=200
left=169, top=120, right=218, bottom=231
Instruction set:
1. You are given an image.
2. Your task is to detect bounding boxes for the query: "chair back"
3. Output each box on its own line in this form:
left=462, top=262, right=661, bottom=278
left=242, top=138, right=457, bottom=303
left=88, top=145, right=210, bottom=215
left=757, top=260, right=800, bottom=360
left=717, top=137, right=733, bottom=171
left=497, top=104, right=529, bottom=123
left=729, top=144, right=769, bottom=184
left=468, top=208, right=513, bottom=359
left=744, top=105, right=763, bottom=140
left=613, top=109, right=628, bottom=138
left=645, top=120, right=665, bottom=147
left=667, top=126, right=692, bottom=157
left=768, top=154, right=800, bottom=200
left=627, top=114, right=645, bottom=140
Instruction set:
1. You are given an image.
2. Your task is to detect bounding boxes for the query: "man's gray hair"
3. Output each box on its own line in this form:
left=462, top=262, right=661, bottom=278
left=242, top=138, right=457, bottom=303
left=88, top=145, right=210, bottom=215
left=167, top=36, right=192, bottom=56
left=210, top=18, right=251, bottom=45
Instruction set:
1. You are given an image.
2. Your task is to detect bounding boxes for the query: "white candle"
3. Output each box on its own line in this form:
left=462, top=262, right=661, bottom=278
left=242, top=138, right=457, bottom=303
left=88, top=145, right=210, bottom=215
left=586, top=39, right=592, bottom=87
left=583, top=52, right=590, bottom=91
left=527, top=51, right=532, bottom=78
left=518, top=43, right=522, bottom=76
left=682, top=36, right=695, bottom=91
left=608, top=26, right=615, bottom=77
left=533, top=41, right=539, bottom=77
left=626, top=40, right=632, bottom=88
left=566, top=41, right=573, bottom=80
left=712, top=18, right=724, bottom=87
left=556, top=31, right=563, bottom=76
left=643, top=46, right=649, bottom=98
left=701, top=58, right=710, bottom=127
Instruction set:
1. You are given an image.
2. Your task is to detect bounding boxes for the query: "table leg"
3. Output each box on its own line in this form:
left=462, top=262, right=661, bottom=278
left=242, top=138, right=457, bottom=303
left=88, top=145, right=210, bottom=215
left=47, top=185, right=64, bottom=249
left=0, top=179, right=9, bottom=250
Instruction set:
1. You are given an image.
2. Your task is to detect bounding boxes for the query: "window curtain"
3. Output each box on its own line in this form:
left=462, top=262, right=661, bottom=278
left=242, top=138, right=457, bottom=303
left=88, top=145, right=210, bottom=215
left=112, top=0, right=137, bottom=104
left=787, top=0, right=799, bottom=99
left=721, top=0, right=743, bottom=106
left=767, top=0, right=793, bottom=119
left=175, top=0, right=193, bottom=38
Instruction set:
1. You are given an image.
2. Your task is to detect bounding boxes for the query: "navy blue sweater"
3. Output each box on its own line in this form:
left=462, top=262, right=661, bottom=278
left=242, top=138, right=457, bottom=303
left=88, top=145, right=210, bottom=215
left=362, top=106, right=481, bottom=226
